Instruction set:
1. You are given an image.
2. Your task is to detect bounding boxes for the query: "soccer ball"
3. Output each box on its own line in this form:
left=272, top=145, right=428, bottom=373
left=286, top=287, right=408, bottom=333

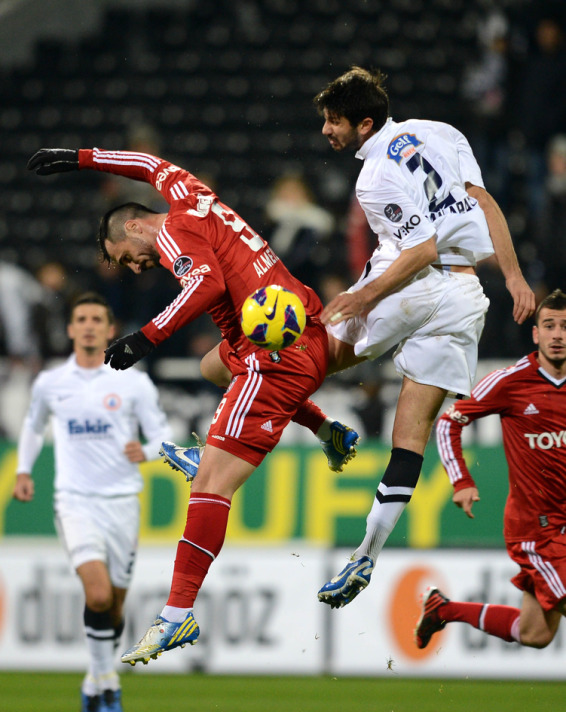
left=241, top=285, right=306, bottom=351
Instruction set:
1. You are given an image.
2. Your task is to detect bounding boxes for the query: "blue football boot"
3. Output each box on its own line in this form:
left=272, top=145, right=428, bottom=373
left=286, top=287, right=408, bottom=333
left=159, top=432, right=205, bottom=482
left=121, top=611, right=200, bottom=666
left=321, top=421, right=360, bottom=472
left=317, top=555, right=374, bottom=608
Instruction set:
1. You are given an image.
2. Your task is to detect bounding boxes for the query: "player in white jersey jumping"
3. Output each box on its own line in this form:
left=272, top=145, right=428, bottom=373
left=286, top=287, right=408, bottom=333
left=13, top=292, right=171, bottom=712
left=153, top=66, right=535, bottom=609
left=309, top=66, right=535, bottom=607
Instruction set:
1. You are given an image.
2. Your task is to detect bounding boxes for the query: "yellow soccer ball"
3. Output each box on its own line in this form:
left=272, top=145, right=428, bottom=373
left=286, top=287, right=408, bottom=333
left=241, top=284, right=306, bottom=351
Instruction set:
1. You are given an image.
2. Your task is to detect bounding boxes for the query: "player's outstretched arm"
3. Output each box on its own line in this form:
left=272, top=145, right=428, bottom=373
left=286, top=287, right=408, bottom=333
left=321, top=237, right=437, bottom=325
left=452, top=486, right=480, bottom=519
left=466, top=184, right=535, bottom=324
left=27, top=148, right=79, bottom=175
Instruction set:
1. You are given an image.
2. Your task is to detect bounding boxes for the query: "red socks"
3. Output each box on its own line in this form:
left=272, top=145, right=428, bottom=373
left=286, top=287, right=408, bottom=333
left=167, top=493, right=231, bottom=608
left=292, top=399, right=326, bottom=434
left=442, top=600, right=521, bottom=643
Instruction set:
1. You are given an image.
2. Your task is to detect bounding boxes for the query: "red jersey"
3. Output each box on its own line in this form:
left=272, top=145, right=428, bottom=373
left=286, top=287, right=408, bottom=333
left=79, top=149, right=323, bottom=353
left=436, top=352, right=566, bottom=542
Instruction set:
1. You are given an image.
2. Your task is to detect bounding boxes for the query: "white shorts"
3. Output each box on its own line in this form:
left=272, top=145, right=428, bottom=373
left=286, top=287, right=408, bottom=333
left=330, top=267, right=489, bottom=397
left=54, top=491, right=140, bottom=589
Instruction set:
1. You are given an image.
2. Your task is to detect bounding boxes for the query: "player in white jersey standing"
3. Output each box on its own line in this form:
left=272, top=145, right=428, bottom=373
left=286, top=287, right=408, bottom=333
left=311, top=66, right=535, bottom=607
left=13, top=292, right=171, bottom=712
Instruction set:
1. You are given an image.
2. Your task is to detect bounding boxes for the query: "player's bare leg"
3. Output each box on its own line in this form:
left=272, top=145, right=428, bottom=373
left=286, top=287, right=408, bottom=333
left=200, top=342, right=231, bottom=388
left=518, top=590, right=563, bottom=648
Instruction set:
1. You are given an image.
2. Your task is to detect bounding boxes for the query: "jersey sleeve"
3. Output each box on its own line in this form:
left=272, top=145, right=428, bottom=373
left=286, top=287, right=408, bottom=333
left=436, top=373, right=508, bottom=491
left=140, top=252, right=227, bottom=346
left=78, top=149, right=215, bottom=206
left=16, top=374, right=50, bottom=474
left=451, top=126, right=485, bottom=188
left=132, top=372, right=172, bottom=461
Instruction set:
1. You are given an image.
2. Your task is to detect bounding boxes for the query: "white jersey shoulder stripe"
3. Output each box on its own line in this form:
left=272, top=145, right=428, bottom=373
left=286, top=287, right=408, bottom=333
left=436, top=418, right=463, bottom=485
left=92, top=149, right=160, bottom=172
left=472, top=357, right=531, bottom=401
left=152, top=276, right=203, bottom=330
left=157, top=225, right=182, bottom=261
left=170, top=181, right=190, bottom=201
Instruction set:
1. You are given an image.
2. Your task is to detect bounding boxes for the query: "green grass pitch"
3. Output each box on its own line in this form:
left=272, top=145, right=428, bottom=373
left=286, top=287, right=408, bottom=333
left=2, top=673, right=564, bottom=712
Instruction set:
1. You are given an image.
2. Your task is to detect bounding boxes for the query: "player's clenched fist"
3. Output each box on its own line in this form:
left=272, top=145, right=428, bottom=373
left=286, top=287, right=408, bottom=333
left=27, top=148, right=79, bottom=175
left=104, top=331, right=155, bottom=370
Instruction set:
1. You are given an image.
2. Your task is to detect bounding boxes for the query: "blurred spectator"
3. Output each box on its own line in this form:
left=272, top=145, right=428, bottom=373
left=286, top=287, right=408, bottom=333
left=344, top=192, right=375, bottom=281
left=84, top=261, right=138, bottom=337
left=33, top=261, right=80, bottom=359
left=0, top=261, right=44, bottom=439
left=476, top=257, right=524, bottom=359
left=263, top=173, right=336, bottom=293
left=98, top=122, right=169, bottom=212
left=537, top=134, right=566, bottom=294
left=516, top=14, right=566, bottom=218
left=0, top=261, right=43, bottom=365
left=462, top=11, right=512, bottom=210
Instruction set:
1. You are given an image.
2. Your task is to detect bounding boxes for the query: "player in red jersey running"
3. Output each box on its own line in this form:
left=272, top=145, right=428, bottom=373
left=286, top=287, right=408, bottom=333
left=416, top=289, right=566, bottom=650
left=28, top=146, right=332, bottom=665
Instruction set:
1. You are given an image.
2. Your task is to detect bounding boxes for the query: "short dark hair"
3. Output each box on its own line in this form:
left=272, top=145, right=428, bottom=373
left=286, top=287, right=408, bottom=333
left=313, top=66, right=389, bottom=130
left=98, top=202, right=159, bottom=264
left=535, top=289, right=566, bottom=324
left=69, top=291, right=115, bottom=324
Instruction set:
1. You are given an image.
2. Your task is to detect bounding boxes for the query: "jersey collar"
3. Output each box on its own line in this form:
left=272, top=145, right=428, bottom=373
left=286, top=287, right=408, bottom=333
left=355, top=117, right=394, bottom=161
left=68, top=353, right=107, bottom=376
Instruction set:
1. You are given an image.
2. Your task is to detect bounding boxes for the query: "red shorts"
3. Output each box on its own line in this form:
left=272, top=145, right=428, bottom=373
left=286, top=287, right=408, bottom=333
left=507, top=528, right=566, bottom=611
left=210, top=318, right=329, bottom=466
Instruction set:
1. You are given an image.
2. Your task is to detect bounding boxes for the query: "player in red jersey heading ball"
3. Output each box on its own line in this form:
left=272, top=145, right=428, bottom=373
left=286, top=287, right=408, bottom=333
left=28, top=146, right=356, bottom=664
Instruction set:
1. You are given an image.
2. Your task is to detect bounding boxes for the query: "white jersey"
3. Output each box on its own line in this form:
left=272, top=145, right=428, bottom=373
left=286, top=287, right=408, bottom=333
left=17, top=355, right=171, bottom=496
left=355, top=117, right=494, bottom=271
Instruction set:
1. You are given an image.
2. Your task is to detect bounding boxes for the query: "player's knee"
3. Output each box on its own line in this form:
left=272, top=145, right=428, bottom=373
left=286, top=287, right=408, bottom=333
left=85, top=588, right=113, bottom=613
left=519, top=627, right=554, bottom=649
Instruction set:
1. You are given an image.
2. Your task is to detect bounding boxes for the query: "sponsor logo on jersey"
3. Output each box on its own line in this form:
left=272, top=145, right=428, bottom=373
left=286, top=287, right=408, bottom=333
left=261, top=420, right=273, bottom=433
left=103, top=393, right=122, bottom=410
left=429, top=196, right=477, bottom=222
left=211, top=434, right=226, bottom=441
left=179, top=263, right=211, bottom=287
left=68, top=419, right=112, bottom=436
left=524, top=430, right=566, bottom=450
left=253, top=246, right=280, bottom=277
left=446, top=404, right=469, bottom=424
left=173, top=255, right=194, bottom=277
left=523, top=403, right=539, bottom=415
left=187, top=194, right=215, bottom=217
left=392, top=215, right=421, bottom=240
left=155, top=165, right=181, bottom=190
left=384, top=203, right=403, bottom=223
left=387, top=133, right=422, bottom=164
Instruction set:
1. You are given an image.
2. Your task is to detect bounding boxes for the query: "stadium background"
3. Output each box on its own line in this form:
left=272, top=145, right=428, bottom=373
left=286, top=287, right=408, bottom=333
left=0, top=0, right=565, bottom=685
